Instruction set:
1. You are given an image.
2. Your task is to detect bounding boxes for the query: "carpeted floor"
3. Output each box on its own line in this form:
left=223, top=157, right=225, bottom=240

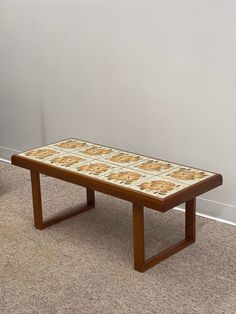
left=0, top=162, right=236, bottom=314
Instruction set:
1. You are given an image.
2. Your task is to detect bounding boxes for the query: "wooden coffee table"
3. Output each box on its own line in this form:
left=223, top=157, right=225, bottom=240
left=11, top=138, right=222, bottom=272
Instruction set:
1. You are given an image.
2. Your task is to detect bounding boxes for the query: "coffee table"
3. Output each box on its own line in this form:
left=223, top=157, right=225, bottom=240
left=11, top=138, right=222, bottom=272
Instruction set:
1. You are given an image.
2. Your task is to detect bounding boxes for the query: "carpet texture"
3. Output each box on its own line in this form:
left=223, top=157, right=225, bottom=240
left=0, top=162, right=236, bottom=314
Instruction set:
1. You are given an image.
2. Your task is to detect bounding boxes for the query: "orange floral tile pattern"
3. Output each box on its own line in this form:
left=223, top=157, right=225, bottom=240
left=132, top=179, right=185, bottom=197
left=78, top=163, right=112, bottom=176
left=24, top=148, right=61, bottom=160
left=160, top=166, right=213, bottom=186
left=108, top=153, right=140, bottom=164
left=53, top=139, right=87, bottom=150
left=50, top=155, right=85, bottom=167
left=81, top=147, right=113, bottom=156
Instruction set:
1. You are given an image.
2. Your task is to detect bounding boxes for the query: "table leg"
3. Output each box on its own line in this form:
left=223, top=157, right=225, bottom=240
left=30, top=171, right=95, bottom=230
left=30, top=171, right=44, bottom=229
left=132, top=198, right=196, bottom=272
left=185, top=198, right=196, bottom=241
left=87, top=188, right=95, bottom=206
left=133, top=203, right=145, bottom=272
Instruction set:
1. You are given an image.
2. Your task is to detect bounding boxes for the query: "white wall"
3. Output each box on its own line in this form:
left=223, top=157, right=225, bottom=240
left=0, top=1, right=235, bottom=223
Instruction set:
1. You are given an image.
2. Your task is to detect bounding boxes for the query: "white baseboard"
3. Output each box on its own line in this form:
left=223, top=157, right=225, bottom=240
left=175, top=197, right=236, bottom=226
left=0, top=145, right=19, bottom=161
left=0, top=158, right=11, bottom=164
left=1, top=145, right=235, bottom=226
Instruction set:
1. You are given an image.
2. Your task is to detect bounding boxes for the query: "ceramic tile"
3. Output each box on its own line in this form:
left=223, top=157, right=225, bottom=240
left=19, top=147, right=63, bottom=161
left=131, top=176, right=188, bottom=198
left=99, top=168, right=154, bottom=188
left=50, top=138, right=89, bottom=152
left=71, top=161, right=120, bottom=178
left=42, top=153, right=92, bottom=170
left=160, top=166, right=215, bottom=186
left=99, top=151, right=145, bottom=167
left=128, top=158, right=179, bottom=176
left=74, top=144, right=116, bottom=160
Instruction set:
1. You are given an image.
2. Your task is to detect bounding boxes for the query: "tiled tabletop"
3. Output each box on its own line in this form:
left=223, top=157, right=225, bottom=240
left=18, top=138, right=215, bottom=199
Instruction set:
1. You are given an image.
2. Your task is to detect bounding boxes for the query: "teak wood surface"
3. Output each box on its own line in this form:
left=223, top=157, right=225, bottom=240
left=11, top=141, right=222, bottom=272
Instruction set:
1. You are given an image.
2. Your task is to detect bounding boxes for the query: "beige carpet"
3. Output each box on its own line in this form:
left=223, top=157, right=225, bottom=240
left=0, top=162, right=236, bottom=314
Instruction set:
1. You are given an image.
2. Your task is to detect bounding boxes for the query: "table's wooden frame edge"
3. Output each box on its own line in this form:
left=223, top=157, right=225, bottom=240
left=11, top=154, right=223, bottom=212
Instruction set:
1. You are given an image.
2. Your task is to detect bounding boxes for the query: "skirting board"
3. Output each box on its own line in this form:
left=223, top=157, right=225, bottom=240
left=175, top=200, right=236, bottom=227
left=0, top=145, right=19, bottom=161
left=1, top=145, right=236, bottom=226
